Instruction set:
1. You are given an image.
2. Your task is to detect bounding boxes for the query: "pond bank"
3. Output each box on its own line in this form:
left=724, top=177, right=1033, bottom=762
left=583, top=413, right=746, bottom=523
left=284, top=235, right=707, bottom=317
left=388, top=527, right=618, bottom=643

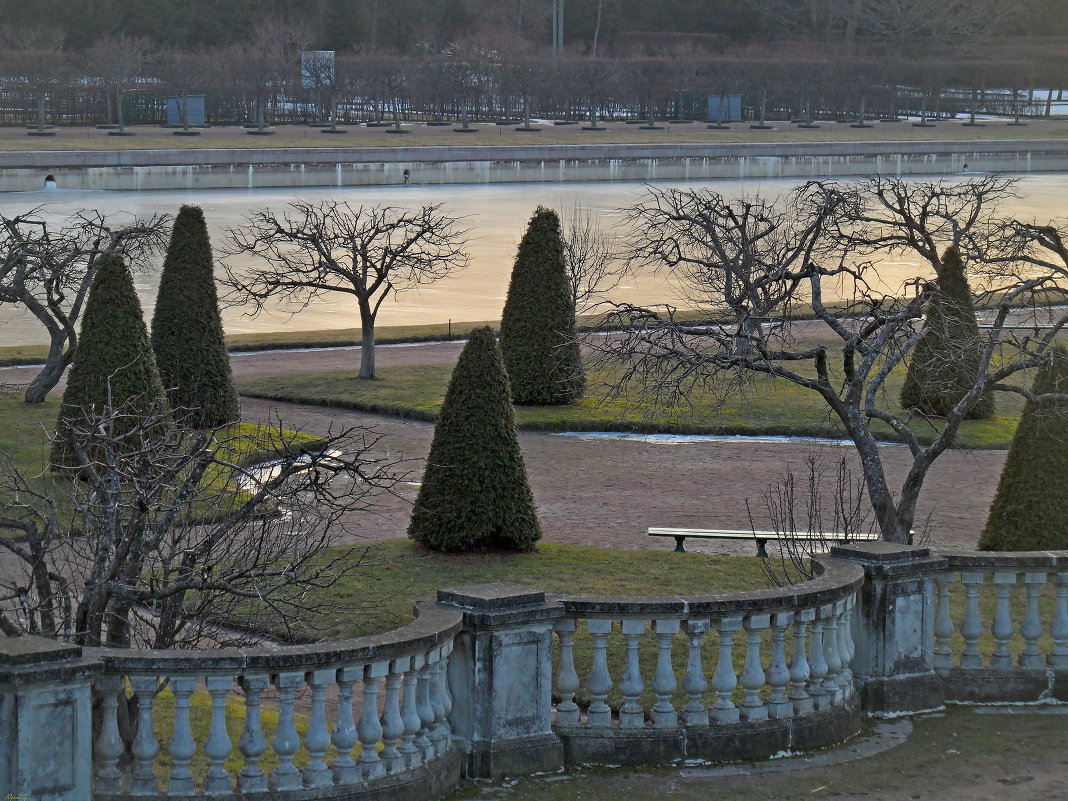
left=7, top=139, right=1068, bottom=191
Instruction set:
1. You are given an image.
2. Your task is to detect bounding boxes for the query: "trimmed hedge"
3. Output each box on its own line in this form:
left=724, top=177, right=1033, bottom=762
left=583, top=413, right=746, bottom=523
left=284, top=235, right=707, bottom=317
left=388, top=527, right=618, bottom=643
left=151, top=205, right=240, bottom=428
left=979, top=346, right=1068, bottom=551
left=407, top=326, right=541, bottom=553
left=499, top=206, right=584, bottom=405
left=52, top=254, right=168, bottom=466
left=900, top=246, right=993, bottom=419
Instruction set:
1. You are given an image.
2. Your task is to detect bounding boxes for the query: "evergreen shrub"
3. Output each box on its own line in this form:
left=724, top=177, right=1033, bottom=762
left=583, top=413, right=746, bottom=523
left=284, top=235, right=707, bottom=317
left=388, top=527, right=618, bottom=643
left=407, top=326, right=541, bottom=552
left=499, top=206, right=584, bottom=405
left=900, top=246, right=993, bottom=419
left=979, top=346, right=1068, bottom=551
left=151, top=205, right=240, bottom=428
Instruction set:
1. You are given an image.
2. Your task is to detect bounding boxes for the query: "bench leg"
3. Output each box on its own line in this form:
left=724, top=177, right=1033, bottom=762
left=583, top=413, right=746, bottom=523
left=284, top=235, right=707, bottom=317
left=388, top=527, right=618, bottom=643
left=674, top=536, right=687, bottom=554
left=756, top=538, right=769, bottom=558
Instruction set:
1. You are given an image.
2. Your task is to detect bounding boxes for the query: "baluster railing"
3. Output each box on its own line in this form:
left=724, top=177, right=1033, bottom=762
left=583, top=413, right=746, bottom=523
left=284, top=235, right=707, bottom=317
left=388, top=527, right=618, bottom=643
left=93, top=675, right=124, bottom=795
left=933, top=572, right=955, bottom=670
left=380, top=660, right=406, bottom=773
left=359, top=661, right=388, bottom=779
left=789, top=609, right=813, bottom=715
left=1019, top=572, right=1046, bottom=669
left=128, top=675, right=159, bottom=796
left=711, top=615, right=741, bottom=724
left=807, top=612, right=828, bottom=710
left=651, top=618, right=679, bottom=728
left=619, top=619, right=646, bottom=728
left=767, top=612, right=792, bottom=718
left=959, top=572, right=985, bottom=668
left=553, top=618, right=581, bottom=726
left=269, top=671, right=304, bottom=792
left=1052, top=572, right=1068, bottom=670
left=203, top=675, right=233, bottom=795
left=739, top=613, right=768, bottom=722
left=303, top=669, right=334, bottom=788
left=238, top=673, right=270, bottom=793
left=682, top=618, right=709, bottom=726
left=991, top=571, right=1017, bottom=669
left=168, top=675, right=198, bottom=795
left=586, top=619, right=614, bottom=727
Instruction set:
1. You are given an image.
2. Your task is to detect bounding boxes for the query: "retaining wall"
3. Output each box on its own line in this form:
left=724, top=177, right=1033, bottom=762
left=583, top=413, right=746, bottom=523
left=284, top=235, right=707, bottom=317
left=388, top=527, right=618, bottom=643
left=7, top=140, right=1068, bottom=192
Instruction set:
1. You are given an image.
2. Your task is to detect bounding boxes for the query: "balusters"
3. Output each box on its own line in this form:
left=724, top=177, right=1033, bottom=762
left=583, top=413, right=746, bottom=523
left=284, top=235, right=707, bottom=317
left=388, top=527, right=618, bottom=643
left=789, top=609, right=814, bottom=715
left=1019, top=572, right=1047, bottom=669
left=682, top=618, right=709, bottom=726
left=807, top=612, right=828, bottom=710
left=652, top=618, right=680, bottom=728
left=359, top=661, right=389, bottom=777
left=960, top=572, right=985, bottom=668
left=429, top=651, right=447, bottom=756
left=822, top=605, right=842, bottom=705
left=436, top=643, right=454, bottom=750
left=933, top=573, right=956, bottom=670
left=586, top=619, right=614, bottom=727
left=238, top=674, right=270, bottom=793
left=1052, top=572, right=1068, bottom=670
left=303, top=669, right=334, bottom=788
left=739, top=614, right=769, bottom=722
left=332, top=666, right=361, bottom=784
left=711, top=616, right=742, bottom=724
left=415, top=655, right=436, bottom=760
left=93, top=675, right=124, bottom=794
left=400, top=653, right=424, bottom=767
left=203, top=676, right=234, bottom=795
left=269, top=671, right=304, bottom=791
left=619, top=619, right=646, bottom=728
left=380, top=659, right=406, bottom=773
left=839, top=597, right=856, bottom=699
left=554, top=618, right=581, bottom=726
left=991, top=572, right=1017, bottom=669
left=167, top=675, right=197, bottom=796
left=128, top=675, right=159, bottom=796
left=767, top=612, right=792, bottom=718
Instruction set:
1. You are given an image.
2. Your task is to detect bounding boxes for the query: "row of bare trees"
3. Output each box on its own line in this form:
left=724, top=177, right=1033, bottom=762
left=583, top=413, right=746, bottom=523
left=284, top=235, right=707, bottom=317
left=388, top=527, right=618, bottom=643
left=2, top=26, right=1064, bottom=128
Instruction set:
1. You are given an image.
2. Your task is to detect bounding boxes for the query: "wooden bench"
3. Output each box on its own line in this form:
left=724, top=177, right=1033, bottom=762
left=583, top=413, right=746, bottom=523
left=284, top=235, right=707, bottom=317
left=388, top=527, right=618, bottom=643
left=648, top=528, right=881, bottom=556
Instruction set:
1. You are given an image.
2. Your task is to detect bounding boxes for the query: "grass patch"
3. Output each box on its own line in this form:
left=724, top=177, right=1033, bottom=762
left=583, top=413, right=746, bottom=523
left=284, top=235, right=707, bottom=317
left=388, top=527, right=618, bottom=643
left=237, top=361, right=1025, bottom=450
left=0, top=393, right=323, bottom=538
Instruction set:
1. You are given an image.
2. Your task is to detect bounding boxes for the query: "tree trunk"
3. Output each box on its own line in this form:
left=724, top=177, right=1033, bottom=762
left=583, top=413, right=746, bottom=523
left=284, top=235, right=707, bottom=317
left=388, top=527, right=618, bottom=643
left=24, top=334, right=72, bottom=403
left=359, top=323, right=376, bottom=379
left=116, top=90, right=125, bottom=133
left=257, top=94, right=265, bottom=131
left=592, top=0, right=602, bottom=57
left=37, top=93, right=46, bottom=132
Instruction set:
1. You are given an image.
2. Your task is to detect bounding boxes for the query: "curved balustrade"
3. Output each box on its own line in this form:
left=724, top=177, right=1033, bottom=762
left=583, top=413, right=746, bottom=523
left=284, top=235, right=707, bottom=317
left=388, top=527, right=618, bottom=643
left=86, top=600, right=463, bottom=799
left=932, top=550, right=1068, bottom=702
left=550, top=556, right=865, bottom=764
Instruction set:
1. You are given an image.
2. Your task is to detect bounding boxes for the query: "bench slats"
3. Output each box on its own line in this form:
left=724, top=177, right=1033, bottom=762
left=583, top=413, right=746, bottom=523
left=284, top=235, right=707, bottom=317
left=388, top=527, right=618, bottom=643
left=648, top=527, right=880, bottom=555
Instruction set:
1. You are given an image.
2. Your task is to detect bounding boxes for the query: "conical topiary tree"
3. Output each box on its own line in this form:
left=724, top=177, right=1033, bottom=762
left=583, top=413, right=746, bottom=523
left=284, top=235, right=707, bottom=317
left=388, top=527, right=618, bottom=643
left=979, top=346, right=1068, bottom=551
left=408, top=326, right=541, bottom=552
left=900, top=246, right=993, bottom=419
left=52, top=253, right=168, bottom=467
left=499, top=206, right=584, bottom=405
left=151, top=205, right=239, bottom=428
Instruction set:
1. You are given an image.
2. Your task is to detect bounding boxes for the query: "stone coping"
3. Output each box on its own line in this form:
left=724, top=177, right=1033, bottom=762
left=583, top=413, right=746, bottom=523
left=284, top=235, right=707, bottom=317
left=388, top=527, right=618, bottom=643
left=556, top=556, right=864, bottom=617
left=937, top=548, right=1068, bottom=570
left=8, top=138, right=1068, bottom=169
left=85, top=599, right=462, bottom=675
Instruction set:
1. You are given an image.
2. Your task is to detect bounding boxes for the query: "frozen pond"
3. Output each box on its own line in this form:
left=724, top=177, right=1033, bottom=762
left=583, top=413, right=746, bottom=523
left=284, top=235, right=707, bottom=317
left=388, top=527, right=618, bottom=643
left=2, top=173, right=1066, bottom=347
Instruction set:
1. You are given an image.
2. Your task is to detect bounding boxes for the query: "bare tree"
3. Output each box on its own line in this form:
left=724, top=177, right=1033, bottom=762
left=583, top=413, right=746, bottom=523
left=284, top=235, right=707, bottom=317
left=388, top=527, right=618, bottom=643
left=0, top=393, right=399, bottom=649
left=0, top=210, right=168, bottom=404
left=223, top=201, right=469, bottom=379
left=748, top=450, right=877, bottom=587
left=0, top=26, right=66, bottom=134
left=156, top=47, right=214, bottom=133
left=589, top=178, right=1068, bottom=543
left=85, top=35, right=152, bottom=134
left=558, top=201, right=620, bottom=313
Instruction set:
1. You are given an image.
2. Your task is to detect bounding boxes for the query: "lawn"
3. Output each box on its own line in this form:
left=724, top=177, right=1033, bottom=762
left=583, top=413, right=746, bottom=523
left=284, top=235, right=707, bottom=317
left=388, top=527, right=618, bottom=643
left=238, top=360, right=1025, bottom=450
left=0, top=393, right=323, bottom=537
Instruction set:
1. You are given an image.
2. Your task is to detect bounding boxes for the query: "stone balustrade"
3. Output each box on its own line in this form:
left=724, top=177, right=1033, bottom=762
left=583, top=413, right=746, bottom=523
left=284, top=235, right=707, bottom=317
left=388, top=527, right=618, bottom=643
left=931, top=550, right=1068, bottom=702
left=549, top=554, right=865, bottom=763
left=3, top=542, right=1067, bottom=801
left=86, top=599, right=463, bottom=801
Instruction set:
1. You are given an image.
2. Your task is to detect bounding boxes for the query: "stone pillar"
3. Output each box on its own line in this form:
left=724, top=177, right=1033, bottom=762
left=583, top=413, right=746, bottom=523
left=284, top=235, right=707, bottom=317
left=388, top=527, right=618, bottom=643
left=439, top=584, right=564, bottom=778
left=830, top=542, right=948, bottom=714
left=0, top=636, right=101, bottom=800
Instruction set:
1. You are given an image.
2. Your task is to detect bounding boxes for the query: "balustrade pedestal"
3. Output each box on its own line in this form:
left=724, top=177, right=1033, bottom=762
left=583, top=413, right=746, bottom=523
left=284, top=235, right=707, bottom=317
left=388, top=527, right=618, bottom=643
left=0, top=636, right=101, bottom=800
left=439, top=584, right=565, bottom=779
left=831, top=542, right=947, bottom=714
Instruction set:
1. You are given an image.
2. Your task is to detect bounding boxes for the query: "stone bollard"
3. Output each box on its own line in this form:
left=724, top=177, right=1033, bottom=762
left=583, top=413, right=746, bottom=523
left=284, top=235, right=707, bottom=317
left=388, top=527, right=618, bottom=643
left=0, top=636, right=101, bottom=800
left=438, top=584, right=564, bottom=778
left=830, top=542, right=948, bottom=714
